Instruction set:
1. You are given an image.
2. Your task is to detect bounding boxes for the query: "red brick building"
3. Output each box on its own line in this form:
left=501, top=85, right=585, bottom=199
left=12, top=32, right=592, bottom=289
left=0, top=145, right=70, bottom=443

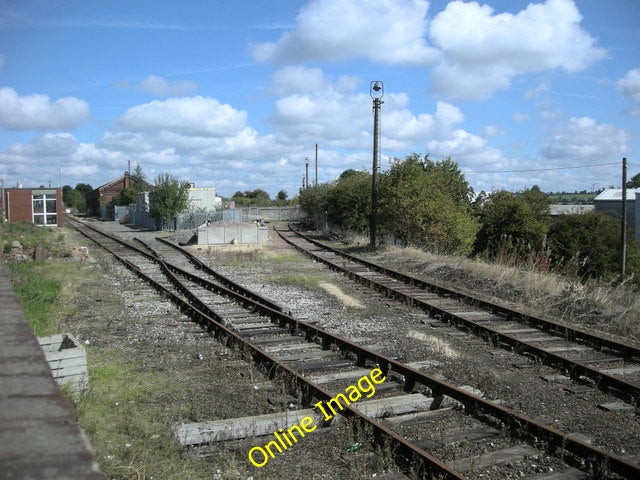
left=85, top=172, right=131, bottom=217
left=0, top=187, right=64, bottom=227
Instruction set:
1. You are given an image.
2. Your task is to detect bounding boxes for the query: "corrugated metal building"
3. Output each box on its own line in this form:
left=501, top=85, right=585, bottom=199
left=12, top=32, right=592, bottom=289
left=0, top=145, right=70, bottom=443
left=0, top=187, right=64, bottom=227
left=594, top=188, right=640, bottom=240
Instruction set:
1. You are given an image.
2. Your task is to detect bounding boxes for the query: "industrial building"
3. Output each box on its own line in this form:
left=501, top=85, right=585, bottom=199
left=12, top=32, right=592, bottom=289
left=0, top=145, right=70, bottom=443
left=594, top=188, right=640, bottom=240
left=0, top=187, right=64, bottom=227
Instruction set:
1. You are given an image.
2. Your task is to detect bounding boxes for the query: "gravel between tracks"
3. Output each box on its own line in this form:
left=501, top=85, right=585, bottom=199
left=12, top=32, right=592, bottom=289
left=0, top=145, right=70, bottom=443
left=61, top=221, right=639, bottom=480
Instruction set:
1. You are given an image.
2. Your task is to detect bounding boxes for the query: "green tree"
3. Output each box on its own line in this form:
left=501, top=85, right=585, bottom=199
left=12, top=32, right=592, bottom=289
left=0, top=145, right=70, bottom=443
left=62, top=184, right=88, bottom=212
left=149, top=173, right=191, bottom=227
left=298, top=183, right=334, bottom=229
left=298, top=170, right=372, bottom=232
left=111, top=163, right=149, bottom=207
left=327, top=170, right=371, bottom=232
left=423, top=156, right=474, bottom=205
left=472, top=187, right=550, bottom=258
left=231, top=189, right=271, bottom=207
left=626, top=172, right=640, bottom=188
left=62, top=185, right=73, bottom=204
left=547, top=212, right=639, bottom=280
left=276, top=190, right=288, bottom=202
left=378, top=154, right=477, bottom=254
left=75, top=183, right=93, bottom=195
left=131, top=163, right=146, bottom=190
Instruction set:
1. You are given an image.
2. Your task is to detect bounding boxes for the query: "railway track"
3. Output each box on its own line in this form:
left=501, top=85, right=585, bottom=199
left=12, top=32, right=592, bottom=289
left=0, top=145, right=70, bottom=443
left=275, top=227, right=640, bottom=410
left=65, top=217, right=640, bottom=479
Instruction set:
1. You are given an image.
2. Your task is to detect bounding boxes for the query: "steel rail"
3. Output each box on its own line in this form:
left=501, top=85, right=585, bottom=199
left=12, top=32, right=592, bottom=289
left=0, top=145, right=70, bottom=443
left=276, top=228, right=640, bottom=406
left=65, top=218, right=464, bottom=479
left=142, top=236, right=640, bottom=478
left=282, top=227, right=640, bottom=361
left=66, top=218, right=640, bottom=478
left=153, top=236, right=283, bottom=313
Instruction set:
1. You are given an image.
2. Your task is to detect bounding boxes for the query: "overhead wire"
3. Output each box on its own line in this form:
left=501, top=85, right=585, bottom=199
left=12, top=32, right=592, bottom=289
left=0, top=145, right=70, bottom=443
left=463, top=161, right=621, bottom=175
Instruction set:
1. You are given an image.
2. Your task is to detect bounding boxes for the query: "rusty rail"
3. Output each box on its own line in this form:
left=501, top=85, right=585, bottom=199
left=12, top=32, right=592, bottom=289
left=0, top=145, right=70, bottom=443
left=277, top=227, right=640, bottom=406
left=66, top=217, right=640, bottom=478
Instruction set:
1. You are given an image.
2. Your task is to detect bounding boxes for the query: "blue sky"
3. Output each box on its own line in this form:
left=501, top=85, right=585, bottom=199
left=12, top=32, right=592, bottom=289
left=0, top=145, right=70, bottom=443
left=1, top=0, right=639, bottom=198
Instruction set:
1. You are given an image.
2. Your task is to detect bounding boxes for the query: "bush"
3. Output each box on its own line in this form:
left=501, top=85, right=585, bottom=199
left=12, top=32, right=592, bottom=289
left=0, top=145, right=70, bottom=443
left=473, top=187, right=550, bottom=260
left=547, top=212, right=640, bottom=281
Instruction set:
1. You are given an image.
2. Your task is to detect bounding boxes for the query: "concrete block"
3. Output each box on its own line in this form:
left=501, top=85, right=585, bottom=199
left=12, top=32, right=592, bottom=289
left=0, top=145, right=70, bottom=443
left=37, top=333, right=88, bottom=397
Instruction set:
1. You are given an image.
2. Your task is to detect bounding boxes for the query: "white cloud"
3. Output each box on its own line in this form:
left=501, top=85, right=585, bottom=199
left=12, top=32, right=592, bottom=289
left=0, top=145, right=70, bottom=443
left=0, top=133, right=124, bottom=186
left=540, top=116, right=630, bottom=162
left=0, top=87, right=89, bottom=131
left=117, top=96, right=247, bottom=137
left=617, top=68, right=640, bottom=102
left=271, top=92, right=369, bottom=147
left=251, top=0, right=439, bottom=66
left=617, top=68, right=640, bottom=115
left=139, top=74, right=198, bottom=96
left=268, top=66, right=328, bottom=96
left=525, top=80, right=551, bottom=99
left=483, top=125, right=505, bottom=137
left=429, top=0, right=606, bottom=100
left=513, top=112, right=530, bottom=122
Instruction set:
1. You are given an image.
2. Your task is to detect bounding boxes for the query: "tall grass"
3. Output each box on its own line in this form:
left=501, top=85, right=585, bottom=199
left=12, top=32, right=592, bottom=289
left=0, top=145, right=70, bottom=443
left=75, top=348, right=218, bottom=479
left=0, top=221, right=65, bottom=255
left=374, top=245, right=640, bottom=340
left=7, top=261, right=62, bottom=335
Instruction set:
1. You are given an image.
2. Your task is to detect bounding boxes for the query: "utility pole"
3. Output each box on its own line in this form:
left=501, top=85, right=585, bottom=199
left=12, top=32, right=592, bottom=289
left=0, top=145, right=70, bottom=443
left=315, top=143, right=318, bottom=186
left=621, top=157, right=627, bottom=277
left=370, top=81, right=384, bottom=251
left=305, top=157, right=309, bottom=189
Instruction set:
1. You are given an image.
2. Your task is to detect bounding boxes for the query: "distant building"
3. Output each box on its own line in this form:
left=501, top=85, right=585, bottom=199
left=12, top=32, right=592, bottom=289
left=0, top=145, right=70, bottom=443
left=0, top=187, right=64, bottom=227
left=187, top=185, right=221, bottom=211
left=86, top=172, right=132, bottom=217
left=86, top=172, right=153, bottom=218
left=594, top=188, right=640, bottom=240
left=550, top=204, right=594, bottom=216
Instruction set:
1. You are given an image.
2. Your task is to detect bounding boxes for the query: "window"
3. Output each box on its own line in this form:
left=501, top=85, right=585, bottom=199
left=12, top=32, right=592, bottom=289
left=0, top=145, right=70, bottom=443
left=32, top=191, right=57, bottom=226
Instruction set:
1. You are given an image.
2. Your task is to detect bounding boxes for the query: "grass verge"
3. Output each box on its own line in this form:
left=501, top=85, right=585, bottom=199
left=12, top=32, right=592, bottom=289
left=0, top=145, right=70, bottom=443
left=73, top=347, right=215, bottom=479
left=375, top=245, right=640, bottom=340
left=6, top=260, right=80, bottom=336
left=0, top=221, right=66, bottom=254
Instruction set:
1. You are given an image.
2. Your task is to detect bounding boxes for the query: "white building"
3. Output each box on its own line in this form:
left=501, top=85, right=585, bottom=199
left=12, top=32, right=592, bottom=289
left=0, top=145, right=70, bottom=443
left=187, top=185, right=221, bottom=212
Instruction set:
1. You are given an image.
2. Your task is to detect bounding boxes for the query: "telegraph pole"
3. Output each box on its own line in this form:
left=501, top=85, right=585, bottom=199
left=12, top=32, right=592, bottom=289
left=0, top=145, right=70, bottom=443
left=370, top=81, right=384, bottom=251
left=621, top=157, right=627, bottom=277
left=315, top=143, right=318, bottom=186
left=305, top=157, right=309, bottom=189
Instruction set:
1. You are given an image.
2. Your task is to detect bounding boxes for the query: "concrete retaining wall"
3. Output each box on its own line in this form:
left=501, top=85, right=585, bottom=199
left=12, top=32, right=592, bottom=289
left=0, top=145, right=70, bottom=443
left=197, top=223, right=269, bottom=245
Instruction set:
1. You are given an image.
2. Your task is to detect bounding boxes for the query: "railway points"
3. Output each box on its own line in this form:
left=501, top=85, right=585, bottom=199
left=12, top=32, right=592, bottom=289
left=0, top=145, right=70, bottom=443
left=60, top=216, right=640, bottom=479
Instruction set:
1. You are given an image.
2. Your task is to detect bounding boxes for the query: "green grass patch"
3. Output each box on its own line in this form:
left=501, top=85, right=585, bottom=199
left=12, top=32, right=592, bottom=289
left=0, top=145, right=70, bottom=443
left=205, top=247, right=304, bottom=266
left=6, top=260, right=80, bottom=336
left=267, top=273, right=322, bottom=289
left=75, top=348, right=217, bottom=479
left=0, top=221, right=65, bottom=255
left=261, top=250, right=305, bottom=263
left=8, top=262, right=61, bottom=335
